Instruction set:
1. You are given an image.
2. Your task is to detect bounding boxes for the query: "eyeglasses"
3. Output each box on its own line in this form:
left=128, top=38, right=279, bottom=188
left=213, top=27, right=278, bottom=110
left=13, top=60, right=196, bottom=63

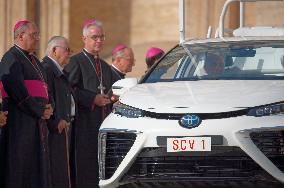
left=25, top=32, right=40, bottom=39
left=55, top=46, right=71, bottom=53
left=88, top=34, right=106, bottom=41
left=122, top=56, right=135, bottom=62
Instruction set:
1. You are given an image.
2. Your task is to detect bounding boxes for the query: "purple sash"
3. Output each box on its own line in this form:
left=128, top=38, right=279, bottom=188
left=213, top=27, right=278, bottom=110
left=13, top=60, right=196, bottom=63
left=0, top=80, right=48, bottom=99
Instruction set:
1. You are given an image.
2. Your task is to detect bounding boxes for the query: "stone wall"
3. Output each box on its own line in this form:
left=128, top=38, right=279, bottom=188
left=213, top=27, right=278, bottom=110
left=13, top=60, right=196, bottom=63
left=69, top=0, right=133, bottom=57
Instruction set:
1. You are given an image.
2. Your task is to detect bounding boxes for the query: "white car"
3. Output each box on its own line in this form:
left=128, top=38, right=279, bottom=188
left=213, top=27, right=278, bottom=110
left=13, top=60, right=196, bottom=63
left=99, top=1, right=284, bottom=187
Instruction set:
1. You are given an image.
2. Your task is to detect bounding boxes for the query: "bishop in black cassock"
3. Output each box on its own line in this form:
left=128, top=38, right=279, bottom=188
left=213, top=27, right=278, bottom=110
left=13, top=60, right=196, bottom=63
left=0, top=119, right=7, bottom=188
left=110, top=44, right=135, bottom=83
left=0, top=106, right=7, bottom=188
left=64, top=49, right=115, bottom=188
left=0, top=21, right=53, bottom=188
left=63, top=19, right=115, bottom=188
left=0, top=45, right=53, bottom=188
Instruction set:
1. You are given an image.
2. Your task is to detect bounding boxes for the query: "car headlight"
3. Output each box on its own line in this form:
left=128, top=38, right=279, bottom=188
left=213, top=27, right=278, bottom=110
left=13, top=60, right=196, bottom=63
left=113, top=101, right=144, bottom=118
left=247, top=103, right=284, bottom=117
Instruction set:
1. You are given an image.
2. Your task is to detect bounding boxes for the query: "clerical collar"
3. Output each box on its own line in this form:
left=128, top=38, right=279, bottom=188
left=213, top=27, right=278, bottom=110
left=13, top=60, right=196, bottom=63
left=83, top=48, right=98, bottom=58
left=48, top=56, right=64, bottom=73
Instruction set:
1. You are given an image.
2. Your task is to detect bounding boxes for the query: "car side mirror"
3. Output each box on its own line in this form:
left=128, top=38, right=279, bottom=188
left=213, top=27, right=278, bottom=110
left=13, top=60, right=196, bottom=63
left=112, top=78, right=138, bottom=96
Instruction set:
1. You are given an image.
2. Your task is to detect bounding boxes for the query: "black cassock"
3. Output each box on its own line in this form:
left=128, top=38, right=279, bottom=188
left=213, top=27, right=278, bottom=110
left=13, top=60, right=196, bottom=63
left=0, top=125, right=7, bottom=188
left=64, top=50, right=115, bottom=188
left=42, top=56, right=76, bottom=188
left=110, top=65, right=125, bottom=83
left=0, top=46, right=52, bottom=188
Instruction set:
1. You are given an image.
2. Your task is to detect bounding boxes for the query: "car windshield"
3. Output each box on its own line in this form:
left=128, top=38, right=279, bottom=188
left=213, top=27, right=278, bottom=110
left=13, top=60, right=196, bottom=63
left=144, top=40, right=284, bottom=83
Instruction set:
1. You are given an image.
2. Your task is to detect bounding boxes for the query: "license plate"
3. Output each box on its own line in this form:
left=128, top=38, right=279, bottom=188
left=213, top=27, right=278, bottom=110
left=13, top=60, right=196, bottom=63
left=167, top=137, right=211, bottom=152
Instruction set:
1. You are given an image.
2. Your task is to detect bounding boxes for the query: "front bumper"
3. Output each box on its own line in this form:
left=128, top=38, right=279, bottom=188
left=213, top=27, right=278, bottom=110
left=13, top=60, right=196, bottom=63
left=99, top=114, right=284, bottom=188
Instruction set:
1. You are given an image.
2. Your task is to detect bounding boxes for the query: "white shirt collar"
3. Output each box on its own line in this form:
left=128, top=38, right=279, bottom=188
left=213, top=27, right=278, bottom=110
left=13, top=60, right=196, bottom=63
left=48, top=56, right=63, bottom=73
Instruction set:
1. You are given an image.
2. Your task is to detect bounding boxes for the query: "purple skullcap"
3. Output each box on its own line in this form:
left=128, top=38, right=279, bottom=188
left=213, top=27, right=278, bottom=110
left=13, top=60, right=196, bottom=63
left=112, top=44, right=128, bottom=55
left=146, top=47, right=164, bottom=59
left=83, top=19, right=97, bottom=28
left=14, top=20, right=30, bottom=32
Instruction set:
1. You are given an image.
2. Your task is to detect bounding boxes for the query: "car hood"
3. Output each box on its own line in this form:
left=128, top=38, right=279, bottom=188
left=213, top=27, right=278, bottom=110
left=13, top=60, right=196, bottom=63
left=119, top=80, right=284, bottom=113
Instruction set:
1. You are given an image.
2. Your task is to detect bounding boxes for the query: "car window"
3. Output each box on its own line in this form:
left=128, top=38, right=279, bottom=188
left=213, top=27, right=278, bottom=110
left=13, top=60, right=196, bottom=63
left=144, top=40, right=284, bottom=83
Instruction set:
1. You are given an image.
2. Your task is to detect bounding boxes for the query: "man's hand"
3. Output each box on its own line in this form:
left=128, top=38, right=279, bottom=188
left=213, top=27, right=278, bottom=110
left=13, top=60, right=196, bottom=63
left=0, top=111, right=8, bottom=127
left=57, top=119, right=70, bottom=134
left=110, top=94, right=119, bottom=103
left=41, top=104, right=53, bottom=119
left=94, top=94, right=111, bottom=107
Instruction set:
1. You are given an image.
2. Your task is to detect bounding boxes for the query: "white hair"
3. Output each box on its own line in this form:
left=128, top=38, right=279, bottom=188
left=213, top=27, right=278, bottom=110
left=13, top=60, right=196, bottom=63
left=82, top=21, right=103, bottom=37
left=45, top=36, right=68, bottom=55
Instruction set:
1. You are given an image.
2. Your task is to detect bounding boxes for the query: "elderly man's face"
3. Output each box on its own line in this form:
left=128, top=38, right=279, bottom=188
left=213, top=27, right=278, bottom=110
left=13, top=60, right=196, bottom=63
left=54, top=40, right=71, bottom=66
left=83, top=26, right=105, bottom=53
left=119, top=48, right=135, bottom=73
left=22, top=23, right=40, bottom=53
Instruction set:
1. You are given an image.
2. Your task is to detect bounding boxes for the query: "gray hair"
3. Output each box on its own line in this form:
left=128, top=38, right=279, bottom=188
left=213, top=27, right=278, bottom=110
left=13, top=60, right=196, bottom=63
left=45, top=36, right=68, bottom=55
left=14, top=23, right=32, bottom=39
left=82, top=21, right=103, bottom=37
left=112, top=48, right=129, bottom=62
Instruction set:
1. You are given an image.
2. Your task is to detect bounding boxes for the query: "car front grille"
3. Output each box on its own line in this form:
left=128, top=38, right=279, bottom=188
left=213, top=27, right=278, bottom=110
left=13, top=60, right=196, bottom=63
left=99, top=131, right=136, bottom=180
left=250, top=130, right=284, bottom=172
left=118, top=181, right=282, bottom=188
left=121, top=147, right=277, bottom=184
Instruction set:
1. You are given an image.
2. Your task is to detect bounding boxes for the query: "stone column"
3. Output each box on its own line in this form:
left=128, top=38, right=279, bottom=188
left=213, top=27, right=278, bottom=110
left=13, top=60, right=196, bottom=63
left=39, top=0, right=70, bottom=58
left=0, top=0, right=7, bottom=58
left=0, top=0, right=70, bottom=59
left=0, top=0, right=28, bottom=58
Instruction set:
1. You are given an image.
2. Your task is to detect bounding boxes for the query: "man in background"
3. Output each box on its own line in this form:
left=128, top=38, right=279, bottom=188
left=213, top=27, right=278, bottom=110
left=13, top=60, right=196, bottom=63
left=111, top=44, right=135, bottom=82
left=145, top=47, right=164, bottom=70
left=42, top=36, right=75, bottom=188
left=203, top=53, right=225, bottom=76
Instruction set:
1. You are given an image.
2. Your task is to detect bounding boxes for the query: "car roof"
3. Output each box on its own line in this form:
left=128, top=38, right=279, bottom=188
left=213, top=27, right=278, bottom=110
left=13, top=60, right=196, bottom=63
left=183, top=36, right=284, bottom=46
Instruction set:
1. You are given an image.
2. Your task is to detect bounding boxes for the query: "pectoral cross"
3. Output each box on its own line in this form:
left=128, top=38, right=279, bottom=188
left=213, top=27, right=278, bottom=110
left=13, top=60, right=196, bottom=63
left=98, top=82, right=106, bottom=94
